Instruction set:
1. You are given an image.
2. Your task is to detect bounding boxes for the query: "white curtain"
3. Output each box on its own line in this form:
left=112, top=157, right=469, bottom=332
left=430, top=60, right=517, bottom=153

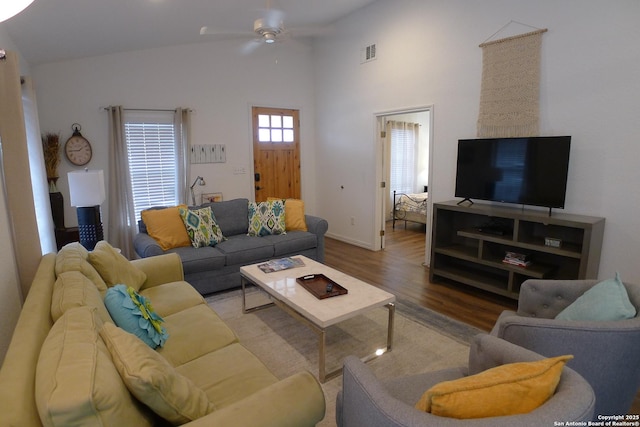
left=22, top=77, right=56, bottom=254
left=387, top=120, right=420, bottom=215
left=106, top=106, right=137, bottom=259
left=174, top=108, right=191, bottom=205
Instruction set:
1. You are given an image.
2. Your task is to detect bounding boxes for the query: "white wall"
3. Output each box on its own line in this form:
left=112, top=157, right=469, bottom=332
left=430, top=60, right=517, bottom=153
left=31, top=39, right=318, bottom=231
left=314, top=0, right=640, bottom=283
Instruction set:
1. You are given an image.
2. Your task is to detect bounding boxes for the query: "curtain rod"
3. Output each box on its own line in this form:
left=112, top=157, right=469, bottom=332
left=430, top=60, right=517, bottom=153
left=100, top=107, right=193, bottom=112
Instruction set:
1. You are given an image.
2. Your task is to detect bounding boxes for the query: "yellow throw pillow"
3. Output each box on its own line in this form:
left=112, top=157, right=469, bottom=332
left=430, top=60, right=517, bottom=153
left=268, top=197, right=307, bottom=231
left=51, top=271, right=113, bottom=324
left=415, top=355, right=573, bottom=419
left=88, top=241, right=147, bottom=291
left=141, top=205, right=191, bottom=251
left=100, top=322, right=215, bottom=425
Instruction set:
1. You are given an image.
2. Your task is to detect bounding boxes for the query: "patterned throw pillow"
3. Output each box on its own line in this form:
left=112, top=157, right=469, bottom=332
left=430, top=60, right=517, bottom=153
left=247, top=200, right=286, bottom=237
left=179, top=206, right=225, bottom=248
left=104, top=284, right=169, bottom=349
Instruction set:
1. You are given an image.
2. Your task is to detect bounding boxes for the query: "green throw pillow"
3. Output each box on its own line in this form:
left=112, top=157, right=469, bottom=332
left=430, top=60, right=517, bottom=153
left=104, top=284, right=169, bottom=348
left=247, top=200, right=286, bottom=236
left=179, top=206, right=225, bottom=248
left=555, top=272, right=636, bottom=321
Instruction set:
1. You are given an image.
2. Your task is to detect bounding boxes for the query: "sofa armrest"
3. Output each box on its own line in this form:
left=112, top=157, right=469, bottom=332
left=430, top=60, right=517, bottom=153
left=183, top=371, right=325, bottom=427
left=305, top=215, right=328, bottom=263
left=305, top=214, right=328, bottom=236
left=133, top=232, right=165, bottom=258
left=132, top=253, right=184, bottom=289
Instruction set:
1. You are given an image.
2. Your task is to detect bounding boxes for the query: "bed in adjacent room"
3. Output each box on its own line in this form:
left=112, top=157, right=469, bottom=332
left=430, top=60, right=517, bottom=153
left=392, top=190, right=428, bottom=229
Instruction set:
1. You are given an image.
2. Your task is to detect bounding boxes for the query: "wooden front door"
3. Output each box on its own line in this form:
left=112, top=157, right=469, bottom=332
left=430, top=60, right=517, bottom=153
left=252, top=106, right=301, bottom=202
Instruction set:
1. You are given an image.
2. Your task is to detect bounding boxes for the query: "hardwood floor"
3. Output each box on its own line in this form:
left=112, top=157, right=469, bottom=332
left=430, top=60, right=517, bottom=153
left=325, top=221, right=640, bottom=415
left=324, top=221, right=517, bottom=331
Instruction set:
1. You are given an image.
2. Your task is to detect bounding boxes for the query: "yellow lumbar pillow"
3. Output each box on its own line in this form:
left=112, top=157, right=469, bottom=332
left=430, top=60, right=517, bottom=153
left=268, top=197, right=307, bottom=231
left=415, top=355, right=573, bottom=419
left=141, top=205, right=191, bottom=250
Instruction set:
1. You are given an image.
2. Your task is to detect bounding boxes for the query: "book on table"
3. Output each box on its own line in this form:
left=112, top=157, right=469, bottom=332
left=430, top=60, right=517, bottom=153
left=258, top=257, right=305, bottom=273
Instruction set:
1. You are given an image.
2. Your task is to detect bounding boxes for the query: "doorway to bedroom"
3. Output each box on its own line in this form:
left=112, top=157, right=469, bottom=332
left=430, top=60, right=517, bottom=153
left=376, top=107, right=433, bottom=265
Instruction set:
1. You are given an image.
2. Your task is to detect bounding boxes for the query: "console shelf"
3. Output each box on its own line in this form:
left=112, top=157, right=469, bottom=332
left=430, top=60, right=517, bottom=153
left=430, top=201, right=605, bottom=299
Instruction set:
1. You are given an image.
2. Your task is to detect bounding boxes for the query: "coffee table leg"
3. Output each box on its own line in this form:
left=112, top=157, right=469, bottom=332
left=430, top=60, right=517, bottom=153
left=241, top=276, right=274, bottom=314
left=319, top=329, right=327, bottom=383
left=387, top=302, right=395, bottom=351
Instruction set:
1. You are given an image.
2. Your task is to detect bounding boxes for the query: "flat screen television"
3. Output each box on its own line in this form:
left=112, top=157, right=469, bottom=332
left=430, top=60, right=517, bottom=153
left=455, top=136, right=571, bottom=209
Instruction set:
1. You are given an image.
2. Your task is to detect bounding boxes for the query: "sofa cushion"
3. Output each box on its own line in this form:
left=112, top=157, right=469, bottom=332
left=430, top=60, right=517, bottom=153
left=215, top=234, right=275, bottom=265
left=169, top=246, right=226, bottom=275
left=268, top=197, right=308, bottom=231
left=179, top=206, right=225, bottom=248
left=55, top=242, right=107, bottom=293
left=205, top=198, right=250, bottom=236
left=139, top=281, right=205, bottom=317
left=248, top=200, right=287, bottom=236
left=415, top=354, right=573, bottom=418
left=157, top=304, right=239, bottom=367
left=100, top=322, right=215, bottom=425
left=141, top=205, right=191, bottom=250
left=35, top=306, right=154, bottom=427
left=175, top=342, right=278, bottom=409
left=51, top=271, right=112, bottom=324
left=104, top=285, right=169, bottom=349
left=263, top=231, right=317, bottom=257
left=555, top=272, right=637, bottom=321
left=88, top=241, right=147, bottom=291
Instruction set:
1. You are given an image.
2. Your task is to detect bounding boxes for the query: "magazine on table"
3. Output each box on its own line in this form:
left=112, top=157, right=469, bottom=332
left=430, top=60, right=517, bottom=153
left=258, top=257, right=305, bottom=273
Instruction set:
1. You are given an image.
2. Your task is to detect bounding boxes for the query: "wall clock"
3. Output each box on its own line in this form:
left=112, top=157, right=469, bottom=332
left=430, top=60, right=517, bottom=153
left=64, top=123, right=92, bottom=166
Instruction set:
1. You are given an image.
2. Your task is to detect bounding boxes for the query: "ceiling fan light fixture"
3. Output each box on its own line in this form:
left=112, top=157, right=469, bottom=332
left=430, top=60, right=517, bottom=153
left=264, top=33, right=277, bottom=44
left=0, top=0, right=35, bottom=23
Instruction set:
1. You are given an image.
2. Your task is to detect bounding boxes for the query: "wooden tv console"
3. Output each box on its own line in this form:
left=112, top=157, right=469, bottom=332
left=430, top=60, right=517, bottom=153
left=430, top=200, right=605, bottom=299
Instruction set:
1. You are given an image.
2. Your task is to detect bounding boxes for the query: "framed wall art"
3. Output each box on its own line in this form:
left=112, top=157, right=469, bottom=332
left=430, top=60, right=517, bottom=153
left=202, top=192, right=223, bottom=204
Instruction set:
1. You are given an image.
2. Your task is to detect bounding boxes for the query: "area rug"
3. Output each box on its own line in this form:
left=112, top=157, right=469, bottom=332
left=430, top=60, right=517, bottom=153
left=206, top=289, right=481, bottom=426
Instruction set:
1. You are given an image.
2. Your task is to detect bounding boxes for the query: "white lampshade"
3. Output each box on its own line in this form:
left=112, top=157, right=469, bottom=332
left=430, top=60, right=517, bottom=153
left=0, top=0, right=36, bottom=23
left=68, top=170, right=106, bottom=207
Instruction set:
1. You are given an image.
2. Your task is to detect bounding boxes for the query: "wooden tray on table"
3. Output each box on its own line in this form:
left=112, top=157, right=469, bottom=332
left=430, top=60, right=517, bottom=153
left=296, top=274, right=348, bottom=299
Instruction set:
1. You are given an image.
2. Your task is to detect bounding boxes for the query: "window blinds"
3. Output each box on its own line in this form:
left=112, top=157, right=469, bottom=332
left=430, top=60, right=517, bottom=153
left=124, top=111, right=177, bottom=220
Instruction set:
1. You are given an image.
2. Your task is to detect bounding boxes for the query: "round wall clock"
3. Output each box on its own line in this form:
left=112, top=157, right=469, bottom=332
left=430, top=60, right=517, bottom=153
left=64, top=123, right=92, bottom=166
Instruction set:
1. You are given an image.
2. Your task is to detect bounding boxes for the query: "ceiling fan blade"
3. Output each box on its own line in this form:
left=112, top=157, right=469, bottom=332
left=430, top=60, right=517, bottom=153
left=240, top=39, right=264, bottom=55
left=260, top=8, right=285, bottom=29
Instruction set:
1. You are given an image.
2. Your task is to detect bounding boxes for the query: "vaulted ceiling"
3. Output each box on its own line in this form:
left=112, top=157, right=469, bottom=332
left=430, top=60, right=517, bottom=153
left=4, top=0, right=378, bottom=65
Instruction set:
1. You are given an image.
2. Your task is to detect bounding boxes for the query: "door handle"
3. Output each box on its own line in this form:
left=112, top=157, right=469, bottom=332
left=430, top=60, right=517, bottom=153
left=254, top=173, right=261, bottom=182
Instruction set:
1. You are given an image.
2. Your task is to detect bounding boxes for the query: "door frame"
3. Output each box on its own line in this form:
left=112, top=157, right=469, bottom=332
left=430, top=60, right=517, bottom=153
left=374, top=105, right=434, bottom=266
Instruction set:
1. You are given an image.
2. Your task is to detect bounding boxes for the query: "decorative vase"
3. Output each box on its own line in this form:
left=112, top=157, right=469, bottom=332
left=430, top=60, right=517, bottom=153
left=47, top=177, right=59, bottom=193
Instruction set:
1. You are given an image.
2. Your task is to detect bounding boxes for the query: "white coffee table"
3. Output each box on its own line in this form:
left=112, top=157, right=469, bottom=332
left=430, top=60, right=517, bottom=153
left=240, top=255, right=396, bottom=383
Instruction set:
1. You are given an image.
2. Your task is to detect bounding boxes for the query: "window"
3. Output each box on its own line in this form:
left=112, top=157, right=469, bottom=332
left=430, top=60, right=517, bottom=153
left=389, top=121, right=419, bottom=194
left=124, top=111, right=178, bottom=221
left=257, top=112, right=295, bottom=143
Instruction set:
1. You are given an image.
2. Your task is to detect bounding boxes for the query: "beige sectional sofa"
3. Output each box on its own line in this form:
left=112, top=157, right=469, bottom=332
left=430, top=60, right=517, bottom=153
left=0, top=242, right=325, bottom=427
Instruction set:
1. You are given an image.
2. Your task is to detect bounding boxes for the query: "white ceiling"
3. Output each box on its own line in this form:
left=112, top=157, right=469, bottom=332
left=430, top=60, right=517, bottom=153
left=4, top=0, right=378, bottom=65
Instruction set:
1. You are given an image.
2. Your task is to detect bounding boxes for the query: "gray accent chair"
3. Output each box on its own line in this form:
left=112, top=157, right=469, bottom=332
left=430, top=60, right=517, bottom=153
left=336, top=334, right=595, bottom=427
left=491, top=278, right=640, bottom=418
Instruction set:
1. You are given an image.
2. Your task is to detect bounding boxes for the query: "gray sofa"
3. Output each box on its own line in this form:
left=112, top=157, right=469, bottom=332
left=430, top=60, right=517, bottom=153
left=133, top=198, right=329, bottom=295
left=336, top=334, right=595, bottom=427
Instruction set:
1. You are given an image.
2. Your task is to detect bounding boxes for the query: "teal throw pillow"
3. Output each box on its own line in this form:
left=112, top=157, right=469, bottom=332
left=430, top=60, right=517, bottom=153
left=104, top=284, right=169, bottom=348
left=247, top=200, right=286, bottom=237
left=555, top=272, right=636, bottom=321
left=179, top=206, right=225, bottom=248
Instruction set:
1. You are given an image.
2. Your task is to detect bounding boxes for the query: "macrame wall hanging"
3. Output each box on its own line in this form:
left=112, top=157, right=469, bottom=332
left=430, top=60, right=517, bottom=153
left=477, top=22, right=547, bottom=138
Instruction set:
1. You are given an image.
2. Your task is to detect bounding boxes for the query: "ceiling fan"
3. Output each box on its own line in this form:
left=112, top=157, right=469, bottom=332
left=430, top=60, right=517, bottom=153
left=200, top=5, right=324, bottom=53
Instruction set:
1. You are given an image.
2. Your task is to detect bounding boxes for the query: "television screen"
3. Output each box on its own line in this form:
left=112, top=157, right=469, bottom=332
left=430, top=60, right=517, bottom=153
left=455, top=136, right=571, bottom=208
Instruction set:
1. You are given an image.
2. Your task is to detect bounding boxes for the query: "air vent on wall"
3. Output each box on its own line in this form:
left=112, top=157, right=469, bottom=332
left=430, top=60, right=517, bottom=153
left=361, top=43, right=377, bottom=64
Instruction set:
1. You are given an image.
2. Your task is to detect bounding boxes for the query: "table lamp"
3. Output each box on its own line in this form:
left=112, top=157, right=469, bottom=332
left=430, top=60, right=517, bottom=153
left=68, top=169, right=105, bottom=250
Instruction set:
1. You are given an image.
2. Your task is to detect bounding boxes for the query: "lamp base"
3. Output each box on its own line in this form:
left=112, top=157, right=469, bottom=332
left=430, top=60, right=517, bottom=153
left=76, top=206, right=104, bottom=250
